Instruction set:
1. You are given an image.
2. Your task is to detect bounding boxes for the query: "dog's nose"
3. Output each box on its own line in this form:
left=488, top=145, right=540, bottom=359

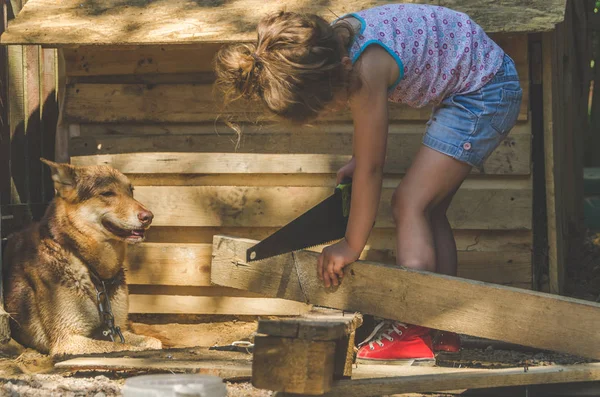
left=138, top=210, right=154, bottom=225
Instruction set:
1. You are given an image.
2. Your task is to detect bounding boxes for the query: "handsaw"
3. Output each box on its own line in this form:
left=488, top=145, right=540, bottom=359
left=246, top=178, right=352, bottom=262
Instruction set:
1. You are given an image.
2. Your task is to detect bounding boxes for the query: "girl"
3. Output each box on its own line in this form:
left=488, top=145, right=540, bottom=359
left=215, top=3, right=522, bottom=366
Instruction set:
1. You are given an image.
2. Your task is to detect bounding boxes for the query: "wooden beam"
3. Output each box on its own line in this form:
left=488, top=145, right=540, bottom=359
left=55, top=357, right=252, bottom=381
left=0, top=0, right=567, bottom=46
left=114, top=185, right=532, bottom=230
left=210, top=235, right=600, bottom=360
left=69, top=125, right=532, bottom=175
left=542, top=31, right=564, bottom=294
left=253, top=309, right=363, bottom=393
left=61, top=83, right=441, bottom=124
left=274, top=363, right=600, bottom=397
left=257, top=309, right=362, bottom=341
left=253, top=336, right=337, bottom=395
left=128, top=294, right=310, bottom=316
left=124, top=234, right=532, bottom=288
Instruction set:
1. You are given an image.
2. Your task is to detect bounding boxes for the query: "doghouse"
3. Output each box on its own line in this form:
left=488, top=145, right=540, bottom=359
left=0, top=0, right=591, bottom=346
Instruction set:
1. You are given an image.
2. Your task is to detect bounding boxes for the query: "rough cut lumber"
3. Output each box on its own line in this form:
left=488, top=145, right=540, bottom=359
left=257, top=309, right=363, bottom=341
left=253, top=336, right=337, bottom=395
left=274, top=363, right=600, bottom=397
left=255, top=309, right=363, bottom=385
left=71, top=149, right=529, bottom=177
left=210, top=235, right=600, bottom=360
left=63, top=44, right=222, bottom=76
left=124, top=234, right=532, bottom=288
left=0, top=0, right=566, bottom=46
left=55, top=357, right=252, bottom=381
left=62, top=83, right=439, bottom=124
left=123, top=185, right=532, bottom=230
left=62, top=82, right=527, bottom=124
left=128, top=294, right=310, bottom=316
left=70, top=124, right=532, bottom=175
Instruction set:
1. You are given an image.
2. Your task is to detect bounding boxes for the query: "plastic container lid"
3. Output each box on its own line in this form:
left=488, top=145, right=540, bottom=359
left=122, top=374, right=227, bottom=397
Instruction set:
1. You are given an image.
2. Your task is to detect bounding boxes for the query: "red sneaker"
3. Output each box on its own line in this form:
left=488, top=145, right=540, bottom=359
left=431, top=331, right=461, bottom=353
left=356, top=321, right=435, bottom=366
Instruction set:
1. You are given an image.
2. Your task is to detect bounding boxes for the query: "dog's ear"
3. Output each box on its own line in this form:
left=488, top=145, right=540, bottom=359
left=41, top=158, right=77, bottom=196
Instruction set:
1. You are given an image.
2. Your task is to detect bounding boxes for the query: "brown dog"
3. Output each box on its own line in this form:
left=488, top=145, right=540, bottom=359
left=2, top=159, right=162, bottom=356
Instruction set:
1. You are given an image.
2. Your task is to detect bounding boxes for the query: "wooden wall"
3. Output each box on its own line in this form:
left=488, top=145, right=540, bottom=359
left=62, top=33, right=533, bottom=317
left=1, top=0, right=58, bottom=240
left=542, top=0, right=592, bottom=294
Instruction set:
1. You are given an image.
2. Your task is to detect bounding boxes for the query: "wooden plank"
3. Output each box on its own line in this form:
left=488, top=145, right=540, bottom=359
left=70, top=124, right=532, bottom=176
left=252, top=335, right=337, bottom=395
left=55, top=357, right=252, bottom=381
left=63, top=44, right=222, bottom=76
left=0, top=0, right=9, bottom=207
left=275, top=363, right=600, bottom=397
left=257, top=310, right=362, bottom=341
left=71, top=149, right=530, bottom=176
left=0, top=0, right=10, bottom=344
left=128, top=294, right=310, bottom=316
left=63, top=83, right=438, bottom=124
left=8, top=43, right=26, bottom=204
left=63, top=82, right=528, bottom=124
left=0, top=0, right=566, bottom=46
left=126, top=242, right=532, bottom=288
left=143, top=226, right=533, bottom=249
left=125, top=185, right=532, bottom=230
left=23, top=45, right=41, bottom=204
left=542, top=31, right=564, bottom=294
left=63, top=34, right=527, bottom=78
left=127, top=285, right=265, bottom=298
left=40, top=48, right=57, bottom=202
left=210, top=235, right=600, bottom=360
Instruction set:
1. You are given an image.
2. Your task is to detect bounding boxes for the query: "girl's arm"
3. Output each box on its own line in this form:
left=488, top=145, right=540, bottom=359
left=318, top=46, right=392, bottom=287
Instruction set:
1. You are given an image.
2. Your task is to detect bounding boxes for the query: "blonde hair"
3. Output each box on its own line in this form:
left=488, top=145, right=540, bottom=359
left=214, top=11, right=354, bottom=124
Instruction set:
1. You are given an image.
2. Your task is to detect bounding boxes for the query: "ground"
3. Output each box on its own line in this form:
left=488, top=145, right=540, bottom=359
left=0, top=232, right=598, bottom=396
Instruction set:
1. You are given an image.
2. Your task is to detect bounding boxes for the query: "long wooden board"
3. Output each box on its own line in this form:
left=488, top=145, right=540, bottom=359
left=62, top=33, right=527, bottom=77
left=128, top=294, right=310, bottom=316
left=70, top=125, right=531, bottom=175
left=210, top=235, right=600, bottom=360
left=55, top=357, right=253, bottom=381
left=281, top=364, right=600, bottom=397
left=125, top=241, right=532, bottom=288
left=63, top=83, right=446, bottom=123
left=124, top=185, right=532, bottom=230
left=63, top=82, right=528, bottom=124
left=72, top=150, right=530, bottom=178
left=1, top=0, right=566, bottom=46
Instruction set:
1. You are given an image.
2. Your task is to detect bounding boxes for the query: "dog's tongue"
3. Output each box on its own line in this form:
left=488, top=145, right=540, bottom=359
left=131, top=229, right=145, bottom=237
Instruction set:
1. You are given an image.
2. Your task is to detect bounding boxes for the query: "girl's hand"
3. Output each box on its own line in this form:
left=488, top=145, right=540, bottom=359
left=317, top=239, right=360, bottom=287
left=336, top=157, right=356, bottom=184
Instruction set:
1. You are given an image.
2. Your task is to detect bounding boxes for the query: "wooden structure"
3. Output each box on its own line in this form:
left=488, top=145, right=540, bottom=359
left=0, top=0, right=590, bottom=332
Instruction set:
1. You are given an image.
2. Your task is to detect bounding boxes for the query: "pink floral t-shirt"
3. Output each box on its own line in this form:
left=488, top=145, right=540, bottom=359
left=343, top=4, right=505, bottom=108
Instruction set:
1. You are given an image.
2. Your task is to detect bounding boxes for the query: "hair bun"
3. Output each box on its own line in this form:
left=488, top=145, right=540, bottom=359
left=215, top=43, right=262, bottom=101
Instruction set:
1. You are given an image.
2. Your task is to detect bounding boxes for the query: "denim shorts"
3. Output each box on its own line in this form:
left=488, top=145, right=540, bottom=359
left=423, top=54, right=523, bottom=170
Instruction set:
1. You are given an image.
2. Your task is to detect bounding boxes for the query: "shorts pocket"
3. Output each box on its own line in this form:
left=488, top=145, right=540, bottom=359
left=490, top=87, right=522, bottom=135
left=449, top=90, right=483, bottom=121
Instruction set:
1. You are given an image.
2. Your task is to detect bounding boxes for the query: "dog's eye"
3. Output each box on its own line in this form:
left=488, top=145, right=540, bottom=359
left=100, top=191, right=116, bottom=197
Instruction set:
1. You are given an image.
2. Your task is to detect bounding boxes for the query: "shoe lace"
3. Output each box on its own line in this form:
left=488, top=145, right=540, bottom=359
left=358, top=320, right=408, bottom=350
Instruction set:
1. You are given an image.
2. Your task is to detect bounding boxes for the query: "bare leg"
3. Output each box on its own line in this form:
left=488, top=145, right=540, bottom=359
left=393, top=146, right=471, bottom=272
left=431, top=189, right=461, bottom=276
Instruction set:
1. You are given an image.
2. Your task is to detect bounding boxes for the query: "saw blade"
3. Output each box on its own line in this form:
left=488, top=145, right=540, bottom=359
left=246, top=182, right=351, bottom=262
